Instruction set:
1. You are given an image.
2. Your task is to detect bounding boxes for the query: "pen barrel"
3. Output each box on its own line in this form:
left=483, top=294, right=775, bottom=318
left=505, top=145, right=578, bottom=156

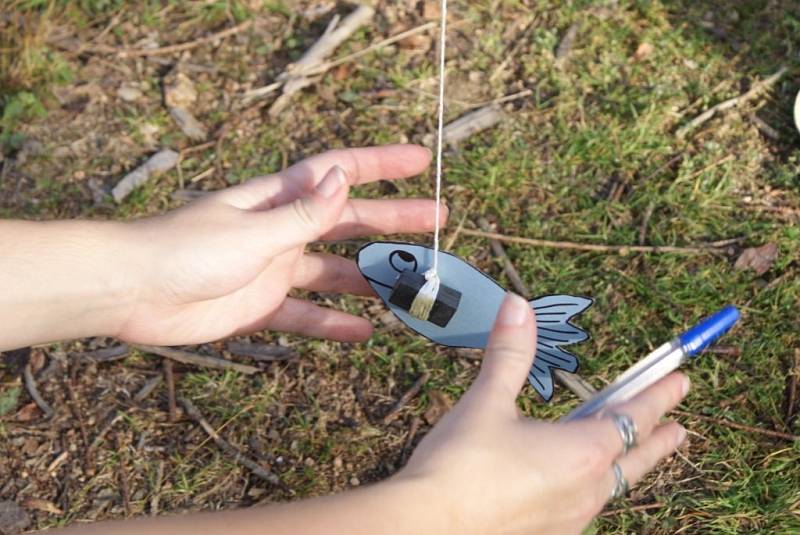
left=561, top=341, right=685, bottom=422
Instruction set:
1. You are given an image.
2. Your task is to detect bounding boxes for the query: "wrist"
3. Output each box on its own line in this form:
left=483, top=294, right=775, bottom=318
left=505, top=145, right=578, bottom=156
left=0, top=219, right=148, bottom=349
left=386, top=470, right=467, bottom=535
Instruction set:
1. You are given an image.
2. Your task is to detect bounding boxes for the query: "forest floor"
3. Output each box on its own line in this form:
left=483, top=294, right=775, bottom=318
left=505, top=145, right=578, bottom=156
left=1, top=1, right=799, bottom=533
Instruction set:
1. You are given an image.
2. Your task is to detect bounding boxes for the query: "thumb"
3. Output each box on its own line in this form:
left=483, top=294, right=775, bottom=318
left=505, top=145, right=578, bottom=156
left=254, top=165, right=349, bottom=254
left=474, top=293, right=537, bottom=408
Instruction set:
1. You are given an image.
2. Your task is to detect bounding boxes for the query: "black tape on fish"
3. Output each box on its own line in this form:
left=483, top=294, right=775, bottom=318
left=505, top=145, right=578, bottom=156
left=389, top=270, right=461, bottom=328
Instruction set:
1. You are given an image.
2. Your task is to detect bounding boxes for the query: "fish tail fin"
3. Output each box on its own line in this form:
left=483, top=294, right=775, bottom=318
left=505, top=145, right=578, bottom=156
left=526, top=295, right=593, bottom=401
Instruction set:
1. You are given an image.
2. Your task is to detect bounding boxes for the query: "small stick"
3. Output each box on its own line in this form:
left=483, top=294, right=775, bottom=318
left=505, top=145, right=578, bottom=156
left=382, top=371, right=431, bottom=425
left=225, top=342, right=296, bottom=362
left=466, top=89, right=534, bottom=111
left=400, top=416, right=422, bottom=464
left=180, top=140, right=216, bottom=156
left=133, top=375, right=163, bottom=403
left=23, top=362, right=53, bottom=419
left=677, top=67, right=787, bottom=139
left=163, top=360, right=177, bottom=423
left=178, top=397, right=280, bottom=485
left=479, top=218, right=530, bottom=299
left=89, top=411, right=124, bottom=450
left=269, top=5, right=375, bottom=115
left=786, top=349, right=800, bottom=425
left=442, top=105, right=504, bottom=146
left=443, top=200, right=475, bottom=251
left=81, top=344, right=129, bottom=363
left=672, top=409, right=800, bottom=442
left=749, top=113, right=780, bottom=140
left=189, top=167, right=214, bottom=183
left=131, top=344, right=259, bottom=375
left=150, top=460, right=165, bottom=516
left=460, top=228, right=730, bottom=255
left=87, top=20, right=253, bottom=57
left=244, top=21, right=437, bottom=101
left=115, top=434, right=133, bottom=517
left=601, top=502, right=664, bottom=517
left=638, top=202, right=655, bottom=245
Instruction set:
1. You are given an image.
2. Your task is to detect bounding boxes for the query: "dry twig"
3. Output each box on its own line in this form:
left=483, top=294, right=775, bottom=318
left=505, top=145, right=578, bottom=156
left=23, top=361, right=53, bottom=419
left=401, top=416, right=422, bottom=464
left=676, top=67, right=787, bottom=139
left=149, top=460, right=165, bottom=516
left=460, top=228, right=731, bottom=255
left=81, top=344, right=129, bottom=363
left=382, top=371, right=431, bottom=425
left=133, top=375, right=163, bottom=404
left=163, top=359, right=178, bottom=423
left=86, top=20, right=253, bottom=57
left=442, top=105, right=504, bottom=145
left=786, top=349, right=800, bottom=425
left=268, top=5, right=375, bottom=115
left=132, top=344, right=259, bottom=375
left=226, top=341, right=296, bottom=362
left=179, top=397, right=280, bottom=485
left=672, top=409, right=799, bottom=442
left=601, top=502, right=664, bottom=517
left=244, top=20, right=436, bottom=102
left=115, top=434, right=133, bottom=517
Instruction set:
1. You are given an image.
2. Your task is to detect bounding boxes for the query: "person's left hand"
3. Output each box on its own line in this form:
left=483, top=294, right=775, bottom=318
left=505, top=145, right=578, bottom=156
left=114, top=144, right=444, bottom=345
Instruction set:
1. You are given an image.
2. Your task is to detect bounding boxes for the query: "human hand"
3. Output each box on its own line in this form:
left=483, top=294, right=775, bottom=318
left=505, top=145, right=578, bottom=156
left=115, top=145, right=445, bottom=346
left=398, top=294, right=689, bottom=534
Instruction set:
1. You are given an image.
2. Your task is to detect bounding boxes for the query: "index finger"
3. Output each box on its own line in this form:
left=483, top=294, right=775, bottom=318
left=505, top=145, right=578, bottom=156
left=222, top=145, right=432, bottom=210
left=284, top=145, right=433, bottom=186
left=564, top=372, right=689, bottom=461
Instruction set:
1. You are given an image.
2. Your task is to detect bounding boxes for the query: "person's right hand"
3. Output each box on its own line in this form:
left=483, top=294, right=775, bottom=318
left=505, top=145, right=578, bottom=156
left=398, top=293, right=689, bottom=534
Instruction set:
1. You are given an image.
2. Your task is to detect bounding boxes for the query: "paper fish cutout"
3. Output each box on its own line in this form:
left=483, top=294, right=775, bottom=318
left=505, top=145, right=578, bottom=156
left=356, top=241, right=593, bottom=401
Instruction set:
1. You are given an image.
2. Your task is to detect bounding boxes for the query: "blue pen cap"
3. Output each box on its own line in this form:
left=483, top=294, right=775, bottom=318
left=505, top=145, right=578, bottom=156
left=678, top=305, right=740, bottom=357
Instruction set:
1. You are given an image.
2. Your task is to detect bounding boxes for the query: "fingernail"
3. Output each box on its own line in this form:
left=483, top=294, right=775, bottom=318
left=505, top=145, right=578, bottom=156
left=316, top=165, right=345, bottom=198
left=681, top=376, right=691, bottom=397
left=676, top=426, right=687, bottom=446
left=496, top=293, right=529, bottom=327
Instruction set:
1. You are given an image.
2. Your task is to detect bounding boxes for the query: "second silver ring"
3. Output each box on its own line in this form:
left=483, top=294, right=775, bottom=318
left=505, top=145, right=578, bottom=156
left=610, top=412, right=638, bottom=454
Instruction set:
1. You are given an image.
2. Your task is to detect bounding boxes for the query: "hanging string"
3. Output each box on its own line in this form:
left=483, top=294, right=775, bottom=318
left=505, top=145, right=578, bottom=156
left=409, top=0, right=447, bottom=322
left=431, top=0, right=447, bottom=275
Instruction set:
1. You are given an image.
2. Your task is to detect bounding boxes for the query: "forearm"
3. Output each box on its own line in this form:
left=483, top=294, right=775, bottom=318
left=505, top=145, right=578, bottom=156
left=56, top=476, right=456, bottom=535
left=0, top=220, right=142, bottom=350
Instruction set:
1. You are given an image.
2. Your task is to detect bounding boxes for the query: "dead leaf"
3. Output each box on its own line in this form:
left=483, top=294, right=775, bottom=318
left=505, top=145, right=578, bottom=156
left=734, top=242, right=778, bottom=276
left=21, top=498, right=63, bottom=516
left=331, top=63, right=354, bottom=81
left=164, top=71, right=198, bottom=109
left=632, top=42, right=654, bottom=61
left=424, top=390, right=453, bottom=425
left=14, top=402, right=41, bottom=422
left=422, top=0, right=441, bottom=20
left=398, top=33, right=432, bottom=51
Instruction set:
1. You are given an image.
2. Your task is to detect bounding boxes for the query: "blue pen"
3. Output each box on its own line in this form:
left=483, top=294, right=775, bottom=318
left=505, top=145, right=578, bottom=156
left=561, top=306, right=740, bottom=422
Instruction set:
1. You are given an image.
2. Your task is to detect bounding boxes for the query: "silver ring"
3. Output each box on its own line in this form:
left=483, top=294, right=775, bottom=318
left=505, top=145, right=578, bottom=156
left=610, top=412, right=638, bottom=454
left=610, top=462, right=628, bottom=500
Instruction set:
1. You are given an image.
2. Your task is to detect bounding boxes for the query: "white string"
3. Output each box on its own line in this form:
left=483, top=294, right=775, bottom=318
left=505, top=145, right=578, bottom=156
left=409, top=0, right=446, bottom=321
left=430, top=0, right=447, bottom=276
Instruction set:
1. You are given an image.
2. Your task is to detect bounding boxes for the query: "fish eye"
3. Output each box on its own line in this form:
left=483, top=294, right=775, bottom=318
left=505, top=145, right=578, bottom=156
left=389, top=250, right=418, bottom=273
